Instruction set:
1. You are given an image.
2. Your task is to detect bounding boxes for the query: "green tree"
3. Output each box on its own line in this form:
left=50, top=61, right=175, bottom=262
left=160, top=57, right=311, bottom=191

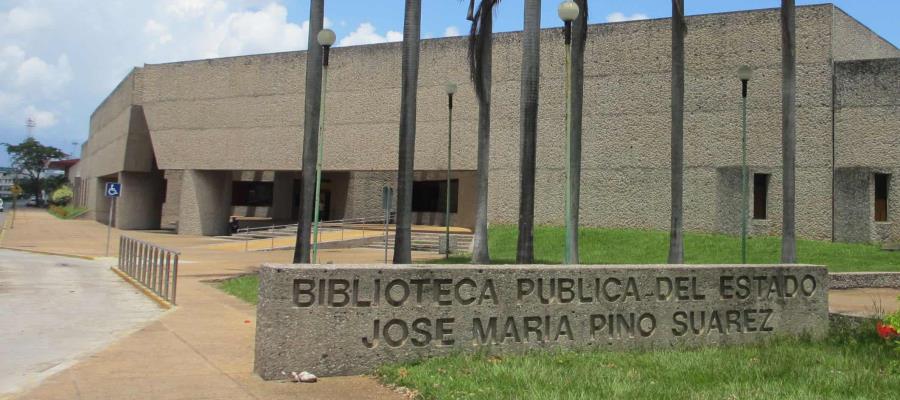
left=293, top=0, right=325, bottom=264
left=668, top=0, right=686, bottom=264
left=393, top=0, right=423, bottom=264
left=3, top=137, right=66, bottom=203
left=468, top=0, right=500, bottom=264
left=516, top=0, right=541, bottom=264
left=781, top=0, right=797, bottom=263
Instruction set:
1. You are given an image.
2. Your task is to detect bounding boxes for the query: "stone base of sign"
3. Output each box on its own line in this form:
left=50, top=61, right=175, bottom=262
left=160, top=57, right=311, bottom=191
left=254, top=264, right=828, bottom=379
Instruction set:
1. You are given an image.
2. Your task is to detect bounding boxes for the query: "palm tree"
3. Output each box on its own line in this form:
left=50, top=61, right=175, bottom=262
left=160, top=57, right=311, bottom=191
left=515, top=0, right=540, bottom=264
left=469, top=0, right=499, bottom=264
left=393, top=0, right=423, bottom=264
left=781, top=0, right=797, bottom=263
left=293, top=0, right=324, bottom=264
left=567, top=0, right=588, bottom=264
left=668, top=0, right=686, bottom=264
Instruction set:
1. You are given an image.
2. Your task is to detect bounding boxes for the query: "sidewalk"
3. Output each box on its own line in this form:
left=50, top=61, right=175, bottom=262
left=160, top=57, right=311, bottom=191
left=3, top=209, right=429, bottom=400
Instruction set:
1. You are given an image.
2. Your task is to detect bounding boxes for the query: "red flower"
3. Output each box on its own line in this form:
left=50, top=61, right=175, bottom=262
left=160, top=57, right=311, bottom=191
left=876, top=321, right=898, bottom=339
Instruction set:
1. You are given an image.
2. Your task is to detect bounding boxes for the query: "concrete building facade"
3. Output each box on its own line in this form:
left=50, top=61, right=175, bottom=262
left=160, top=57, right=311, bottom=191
left=72, top=4, right=900, bottom=243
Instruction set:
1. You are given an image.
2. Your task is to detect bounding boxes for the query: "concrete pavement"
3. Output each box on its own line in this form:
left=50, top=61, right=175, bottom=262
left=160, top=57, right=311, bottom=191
left=0, top=249, right=164, bottom=398
left=2, top=209, right=412, bottom=400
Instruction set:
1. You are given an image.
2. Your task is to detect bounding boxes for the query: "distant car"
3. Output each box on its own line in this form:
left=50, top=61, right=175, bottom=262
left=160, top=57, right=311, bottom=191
left=26, top=196, right=38, bottom=207
left=0, top=198, right=4, bottom=212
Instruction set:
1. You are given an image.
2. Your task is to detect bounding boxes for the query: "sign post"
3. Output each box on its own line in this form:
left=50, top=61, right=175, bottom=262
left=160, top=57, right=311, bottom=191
left=105, top=182, right=121, bottom=257
left=381, top=186, right=393, bottom=264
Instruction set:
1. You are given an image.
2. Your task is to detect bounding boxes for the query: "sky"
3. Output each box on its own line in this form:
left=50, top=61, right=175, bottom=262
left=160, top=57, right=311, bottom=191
left=0, top=0, right=897, bottom=167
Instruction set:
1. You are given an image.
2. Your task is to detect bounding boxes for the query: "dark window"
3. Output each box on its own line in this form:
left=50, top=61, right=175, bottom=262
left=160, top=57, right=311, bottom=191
left=232, top=181, right=274, bottom=207
left=412, top=180, right=458, bottom=213
left=875, top=174, right=889, bottom=222
left=753, top=174, right=769, bottom=220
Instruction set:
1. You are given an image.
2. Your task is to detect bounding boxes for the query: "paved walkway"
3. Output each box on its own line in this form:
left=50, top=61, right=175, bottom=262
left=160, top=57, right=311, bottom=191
left=829, top=288, right=900, bottom=317
left=2, top=210, right=433, bottom=400
left=0, top=250, right=163, bottom=398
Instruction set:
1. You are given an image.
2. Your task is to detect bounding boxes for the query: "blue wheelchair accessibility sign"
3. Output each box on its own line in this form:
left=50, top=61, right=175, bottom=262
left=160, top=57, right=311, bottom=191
left=105, top=182, right=121, bottom=198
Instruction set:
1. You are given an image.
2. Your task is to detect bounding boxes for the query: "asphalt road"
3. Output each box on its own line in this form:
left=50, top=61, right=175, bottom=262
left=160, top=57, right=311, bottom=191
left=0, top=248, right=164, bottom=397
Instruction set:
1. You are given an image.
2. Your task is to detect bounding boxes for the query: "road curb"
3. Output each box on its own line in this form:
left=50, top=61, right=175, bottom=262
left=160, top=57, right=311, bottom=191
left=110, top=266, right=173, bottom=310
left=0, top=246, right=96, bottom=260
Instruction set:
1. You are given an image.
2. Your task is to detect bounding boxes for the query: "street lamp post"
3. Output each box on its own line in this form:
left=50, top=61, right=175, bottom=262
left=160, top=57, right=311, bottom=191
left=558, top=0, right=579, bottom=264
left=737, top=65, right=753, bottom=264
left=444, top=82, right=457, bottom=259
left=311, top=28, right=336, bottom=264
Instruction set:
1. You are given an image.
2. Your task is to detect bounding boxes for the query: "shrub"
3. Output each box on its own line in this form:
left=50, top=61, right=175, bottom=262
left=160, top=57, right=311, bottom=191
left=48, top=204, right=88, bottom=220
left=51, top=185, right=73, bottom=205
left=49, top=205, right=69, bottom=218
left=878, top=296, right=900, bottom=353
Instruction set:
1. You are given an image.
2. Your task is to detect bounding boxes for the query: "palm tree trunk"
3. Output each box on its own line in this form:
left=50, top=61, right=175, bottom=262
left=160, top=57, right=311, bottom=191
left=516, top=0, right=540, bottom=264
left=393, top=0, right=422, bottom=264
left=469, top=0, right=497, bottom=264
left=781, top=0, right=797, bottom=263
left=668, top=0, right=686, bottom=264
left=567, top=0, right=588, bottom=265
left=292, top=0, right=324, bottom=264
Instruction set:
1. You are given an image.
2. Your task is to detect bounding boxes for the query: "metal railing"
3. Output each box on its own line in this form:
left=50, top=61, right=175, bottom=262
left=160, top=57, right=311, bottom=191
left=233, top=213, right=395, bottom=235
left=232, top=213, right=396, bottom=251
left=117, top=235, right=180, bottom=305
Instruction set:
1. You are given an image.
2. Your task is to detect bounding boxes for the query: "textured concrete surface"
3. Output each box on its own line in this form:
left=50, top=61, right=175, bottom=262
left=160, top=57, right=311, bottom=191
left=834, top=58, right=900, bottom=243
left=73, top=4, right=900, bottom=243
left=0, top=250, right=163, bottom=397
left=256, top=264, right=829, bottom=378
left=829, top=272, right=900, bottom=289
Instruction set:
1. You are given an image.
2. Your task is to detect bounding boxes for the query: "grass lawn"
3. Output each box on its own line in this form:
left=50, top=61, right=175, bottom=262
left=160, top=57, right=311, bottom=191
left=377, top=321, right=900, bottom=400
left=215, top=226, right=900, bottom=305
left=435, top=226, right=900, bottom=272
left=218, top=274, right=259, bottom=305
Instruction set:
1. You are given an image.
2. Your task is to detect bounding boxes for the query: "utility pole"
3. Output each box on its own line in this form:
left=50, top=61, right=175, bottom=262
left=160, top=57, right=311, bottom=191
left=26, top=118, right=36, bottom=138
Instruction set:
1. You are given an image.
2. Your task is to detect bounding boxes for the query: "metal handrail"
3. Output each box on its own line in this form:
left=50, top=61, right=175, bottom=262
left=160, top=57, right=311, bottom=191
left=232, top=212, right=397, bottom=252
left=117, top=235, right=180, bottom=305
left=234, top=213, right=396, bottom=234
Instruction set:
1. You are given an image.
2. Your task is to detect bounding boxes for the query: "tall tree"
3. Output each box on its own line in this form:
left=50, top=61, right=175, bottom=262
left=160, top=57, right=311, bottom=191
left=393, top=0, right=423, bottom=264
left=468, top=0, right=499, bottom=264
left=567, top=0, right=588, bottom=264
left=516, top=0, right=541, bottom=264
left=293, top=0, right=325, bottom=263
left=781, top=0, right=797, bottom=263
left=668, top=0, right=686, bottom=264
left=3, top=137, right=66, bottom=203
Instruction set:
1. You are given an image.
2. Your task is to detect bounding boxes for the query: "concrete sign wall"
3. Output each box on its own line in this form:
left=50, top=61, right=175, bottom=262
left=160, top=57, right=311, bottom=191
left=255, top=264, right=828, bottom=378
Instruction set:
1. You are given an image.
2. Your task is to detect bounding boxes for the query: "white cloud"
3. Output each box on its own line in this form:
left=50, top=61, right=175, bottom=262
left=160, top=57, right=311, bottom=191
left=212, top=3, right=307, bottom=57
left=0, top=45, right=71, bottom=99
left=0, top=6, right=52, bottom=34
left=144, top=20, right=173, bottom=46
left=444, top=26, right=461, bottom=37
left=339, top=23, right=402, bottom=47
left=606, top=12, right=650, bottom=23
left=164, top=0, right=227, bottom=19
left=24, top=105, right=57, bottom=128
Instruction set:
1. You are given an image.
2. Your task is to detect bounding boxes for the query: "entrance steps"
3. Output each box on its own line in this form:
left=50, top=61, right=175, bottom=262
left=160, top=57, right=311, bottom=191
left=365, top=232, right=473, bottom=253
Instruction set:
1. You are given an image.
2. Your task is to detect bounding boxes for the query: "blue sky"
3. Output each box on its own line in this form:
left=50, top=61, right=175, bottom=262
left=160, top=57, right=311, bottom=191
left=0, top=0, right=897, bottom=167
